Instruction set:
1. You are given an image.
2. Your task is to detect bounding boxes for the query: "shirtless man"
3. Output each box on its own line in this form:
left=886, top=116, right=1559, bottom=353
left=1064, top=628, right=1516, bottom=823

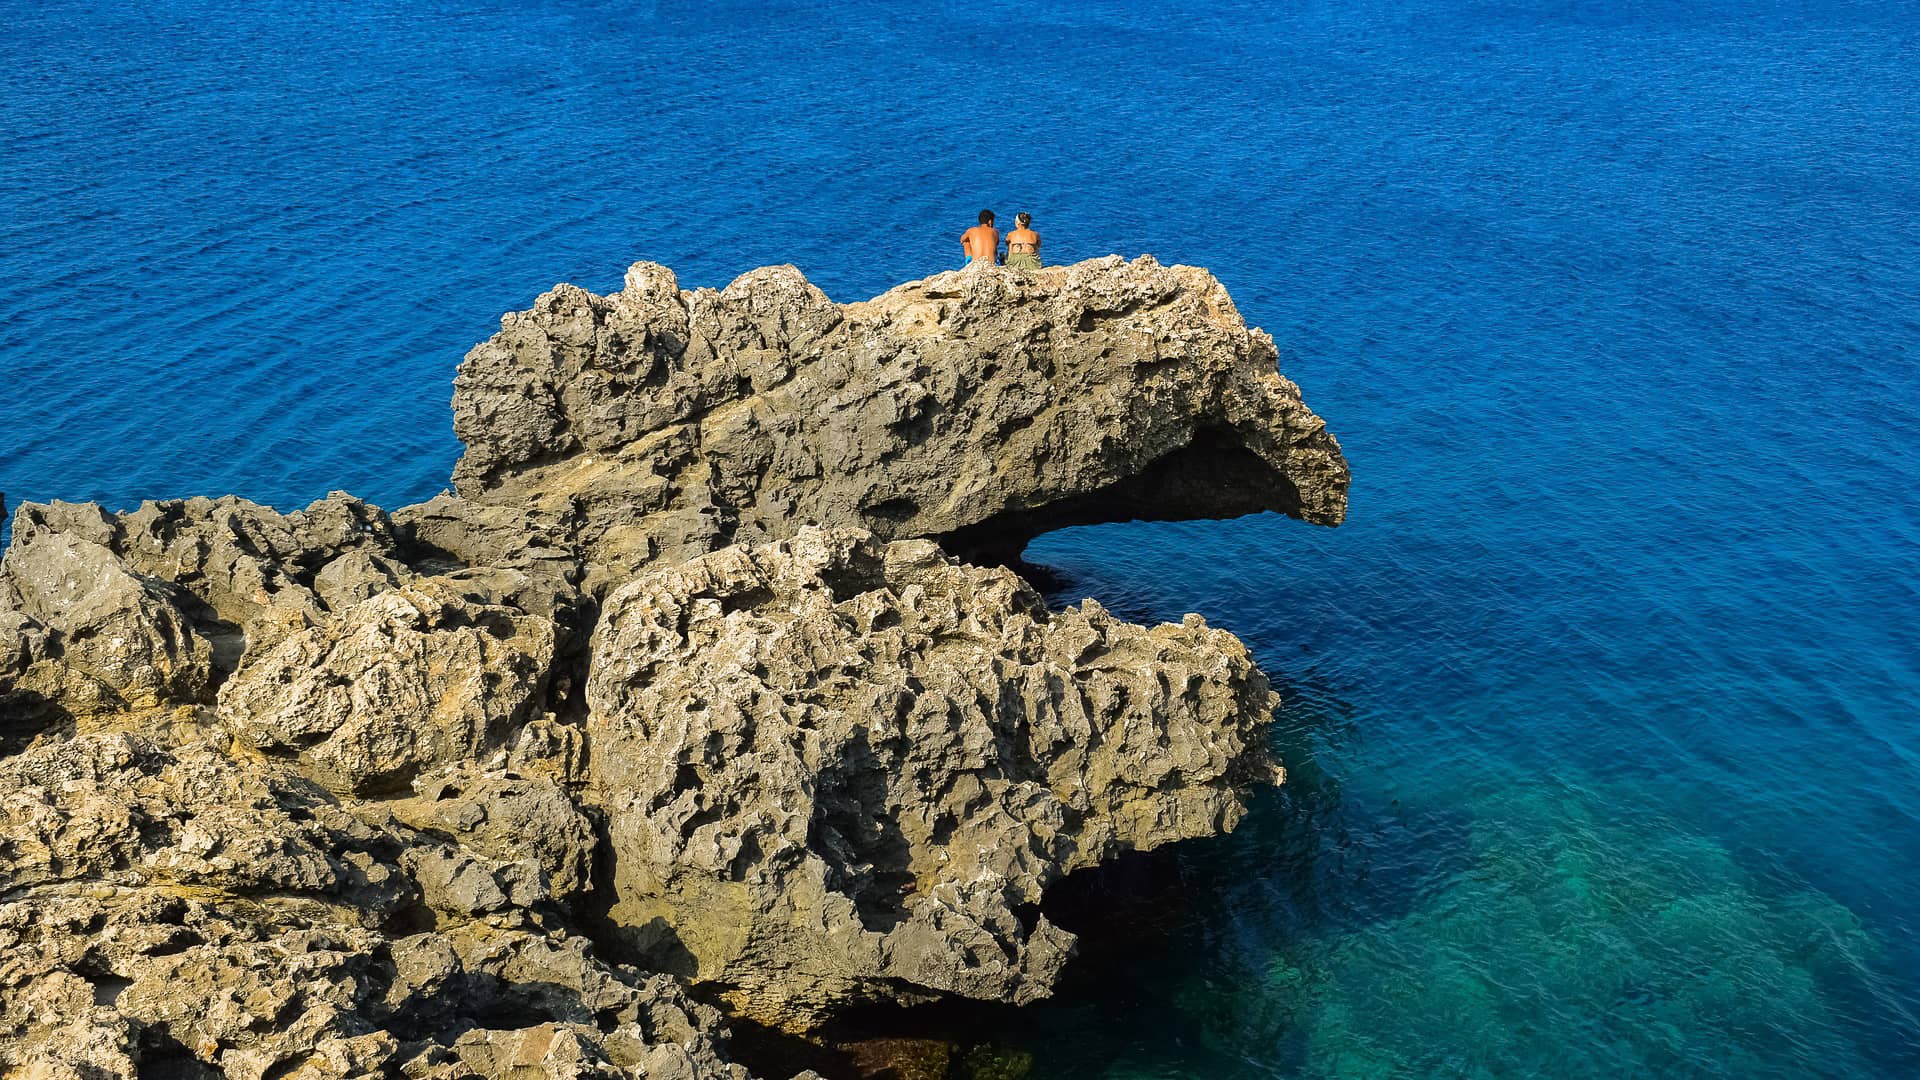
left=960, top=210, right=999, bottom=266
left=1005, top=213, right=1041, bottom=269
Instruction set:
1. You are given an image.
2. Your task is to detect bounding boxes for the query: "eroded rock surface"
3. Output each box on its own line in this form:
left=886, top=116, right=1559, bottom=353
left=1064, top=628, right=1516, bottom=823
left=216, top=578, right=557, bottom=796
left=437, top=255, right=1347, bottom=588
left=0, top=493, right=415, bottom=742
left=0, top=526, right=213, bottom=712
left=11, top=492, right=405, bottom=649
left=587, top=528, right=1278, bottom=1030
left=0, top=733, right=753, bottom=1080
left=0, top=257, right=1347, bottom=1074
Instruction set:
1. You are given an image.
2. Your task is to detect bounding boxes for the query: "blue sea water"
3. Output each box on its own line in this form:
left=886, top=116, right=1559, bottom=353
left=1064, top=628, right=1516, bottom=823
left=4, top=1, right=1919, bottom=1076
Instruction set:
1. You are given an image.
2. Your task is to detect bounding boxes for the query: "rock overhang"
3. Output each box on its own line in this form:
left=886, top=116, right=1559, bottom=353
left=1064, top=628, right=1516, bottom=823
left=0, top=255, right=1349, bottom=1072
left=442, top=254, right=1348, bottom=587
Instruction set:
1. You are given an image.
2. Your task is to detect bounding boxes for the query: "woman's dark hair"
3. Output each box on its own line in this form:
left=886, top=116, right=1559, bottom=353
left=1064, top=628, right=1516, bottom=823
left=979, top=209, right=995, bottom=224
left=1016, top=213, right=1031, bottom=228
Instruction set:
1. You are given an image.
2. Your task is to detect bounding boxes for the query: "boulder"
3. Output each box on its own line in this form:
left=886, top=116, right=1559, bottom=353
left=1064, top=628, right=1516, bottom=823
left=586, top=528, right=1279, bottom=1030
left=216, top=579, right=557, bottom=796
left=0, top=525, right=214, bottom=711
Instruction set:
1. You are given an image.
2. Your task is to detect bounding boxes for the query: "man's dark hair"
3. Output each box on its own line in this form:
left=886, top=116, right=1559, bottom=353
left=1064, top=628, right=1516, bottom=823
left=979, top=209, right=995, bottom=224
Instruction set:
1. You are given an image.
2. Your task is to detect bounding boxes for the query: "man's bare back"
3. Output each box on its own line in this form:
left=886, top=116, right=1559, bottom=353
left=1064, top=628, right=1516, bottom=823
left=961, top=223, right=999, bottom=262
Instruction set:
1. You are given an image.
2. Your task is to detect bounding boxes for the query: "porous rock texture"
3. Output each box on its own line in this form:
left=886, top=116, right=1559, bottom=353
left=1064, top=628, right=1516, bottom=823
left=588, top=528, right=1278, bottom=1030
left=216, top=578, right=558, bottom=797
left=431, top=254, right=1346, bottom=590
left=0, top=257, right=1346, bottom=1076
left=0, top=733, right=746, bottom=1080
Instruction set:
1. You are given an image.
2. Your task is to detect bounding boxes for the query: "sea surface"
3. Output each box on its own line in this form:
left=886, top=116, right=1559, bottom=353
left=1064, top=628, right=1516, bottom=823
left=4, top=1, right=1918, bottom=1076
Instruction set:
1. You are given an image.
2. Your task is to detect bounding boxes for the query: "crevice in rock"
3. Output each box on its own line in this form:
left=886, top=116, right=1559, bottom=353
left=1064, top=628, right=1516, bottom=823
left=134, top=1025, right=223, bottom=1080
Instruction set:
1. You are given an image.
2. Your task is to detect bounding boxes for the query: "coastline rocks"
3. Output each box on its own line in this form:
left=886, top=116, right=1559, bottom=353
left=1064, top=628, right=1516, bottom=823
left=0, top=493, right=415, bottom=734
left=0, top=733, right=752, bottom=1079
left=0, top=257, right=1349, bottom=1071
left=0, top=894, right=756, bottom=1080
left=0, top=610, right=43, bottom=695
left=216, top=579, right=557, bottom=796
left=397, top=765, right=600, bottom=904
left=441, top=256, right=1347, bottom=586
left=0, top=732, right=415, bottom=904
left=9, top=493, right=405, bottom=650
left=586, top=528, right=1278, bottom=1030
left=395, top=495, right=585, bottom=602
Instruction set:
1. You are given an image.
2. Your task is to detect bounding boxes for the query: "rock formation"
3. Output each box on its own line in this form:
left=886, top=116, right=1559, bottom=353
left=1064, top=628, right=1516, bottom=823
left=0, top=257, right=1347, bottom=1078
left=428, top=255, right=1345, bottom=589
left=587, top=529, right=1278, bottom=1030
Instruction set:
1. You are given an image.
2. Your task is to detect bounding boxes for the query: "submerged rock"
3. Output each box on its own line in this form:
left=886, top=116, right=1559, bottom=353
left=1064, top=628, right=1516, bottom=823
left=0, top=258, right=1347, bottom=1074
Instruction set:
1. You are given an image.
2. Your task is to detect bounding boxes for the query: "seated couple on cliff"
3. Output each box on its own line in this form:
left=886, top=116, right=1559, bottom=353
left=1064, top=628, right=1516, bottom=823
left=960, top=209, right=1042, bottom=269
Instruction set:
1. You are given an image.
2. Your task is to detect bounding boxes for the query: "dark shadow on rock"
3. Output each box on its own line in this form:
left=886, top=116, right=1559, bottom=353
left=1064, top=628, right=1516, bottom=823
left=725, top=1018, right=1018, bottom=1080
left=813, top=727, right=918, bottom=933
left=574, top=808, right=700, bottom=981
left=933, top=427, right=1308, bottom=570
left=723, top=1016, right=867, bottom=1080
left=0, top=687, right=76, bottom=756
left=134, top=1024, right=224, bottom=1080
left=623, top=916, right=700, bottom=981
left=384, top=964, right=632, bottom=1048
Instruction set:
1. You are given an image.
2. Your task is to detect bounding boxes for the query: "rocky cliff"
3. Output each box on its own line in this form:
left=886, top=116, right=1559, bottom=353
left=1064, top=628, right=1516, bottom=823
left=0, top=257, right=1347, bottom=1079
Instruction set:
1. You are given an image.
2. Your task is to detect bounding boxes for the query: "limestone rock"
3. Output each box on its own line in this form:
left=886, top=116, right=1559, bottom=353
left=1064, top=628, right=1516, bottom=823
left=0, top=609, right=72, bottom=752
left=9, top=493, right=404, bottom=642
left=0, top=734, right=760, bottom=1079
left=586, top=527, right=1278, bottom=1030
left=0, top=525, right=215, bottom=711
left=0, top=893, right=756, bottom=1080
left=0, top=492, right=417, bottom=735
left=0, top=256, right=1346, bottom=1063
left=0, top=608, right=42, bottom=681
left=0, top=732, right=414, bottom=906
left=443, top=256, right=1347, bottom=586
left=395, top=493, right=585, bottom=605
left=216, top=579, right=558, bottom=796
left=399, top=765, right=599, bottom=902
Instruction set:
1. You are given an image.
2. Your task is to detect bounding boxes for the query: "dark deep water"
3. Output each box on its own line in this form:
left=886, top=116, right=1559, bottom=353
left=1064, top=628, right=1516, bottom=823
left=4, top=1, right=1919, bottom=1076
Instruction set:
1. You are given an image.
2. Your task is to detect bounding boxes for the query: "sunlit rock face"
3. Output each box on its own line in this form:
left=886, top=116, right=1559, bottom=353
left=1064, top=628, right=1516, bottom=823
left=0, top=259, right=1345, bottom=1073
left=439, top=255, right=1348, bottom=589
left=585, top=527, right=1280, bottom=1030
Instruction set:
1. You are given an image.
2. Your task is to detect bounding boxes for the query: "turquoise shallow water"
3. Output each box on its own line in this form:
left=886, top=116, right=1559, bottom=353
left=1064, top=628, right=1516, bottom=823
left=4, top=1, right=1919, bottom=1076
